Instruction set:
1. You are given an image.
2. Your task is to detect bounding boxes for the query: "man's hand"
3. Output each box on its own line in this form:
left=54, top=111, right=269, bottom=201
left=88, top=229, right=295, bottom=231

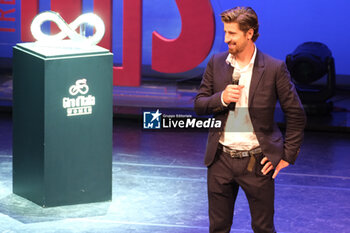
left=272, top=159, right=289, bottom=179
left=261, top=157, right=289, bottom=179
left=222, top=84, right=244, bottom=105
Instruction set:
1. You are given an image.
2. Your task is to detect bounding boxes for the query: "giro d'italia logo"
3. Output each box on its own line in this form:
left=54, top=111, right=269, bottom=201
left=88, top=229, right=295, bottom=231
left=62, top=79, right=96, bottom=117
left=143, top=109, right=162, bottom=129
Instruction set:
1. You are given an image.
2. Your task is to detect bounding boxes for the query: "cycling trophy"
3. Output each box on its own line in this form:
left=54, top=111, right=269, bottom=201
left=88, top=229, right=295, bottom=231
left=12, top=11, right=113, bottom=207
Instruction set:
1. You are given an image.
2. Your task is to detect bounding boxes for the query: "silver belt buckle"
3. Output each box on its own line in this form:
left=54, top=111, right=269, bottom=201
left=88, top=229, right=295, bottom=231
left=242, top=151, right=249, bottom=157
left=222, top=146, right=252, bottom=158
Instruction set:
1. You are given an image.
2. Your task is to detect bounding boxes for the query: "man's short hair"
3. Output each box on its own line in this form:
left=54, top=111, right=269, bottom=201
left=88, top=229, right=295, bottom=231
left=221, top=6, right=260, bottom=42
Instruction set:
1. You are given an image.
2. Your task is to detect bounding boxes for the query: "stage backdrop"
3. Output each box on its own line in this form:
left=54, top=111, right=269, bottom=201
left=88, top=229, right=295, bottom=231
left=0, top=0, right=349, bottom=86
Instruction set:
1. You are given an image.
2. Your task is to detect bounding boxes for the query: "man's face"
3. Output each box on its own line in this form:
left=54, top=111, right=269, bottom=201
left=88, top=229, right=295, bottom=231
left=224, top=22, right=253, bottom=55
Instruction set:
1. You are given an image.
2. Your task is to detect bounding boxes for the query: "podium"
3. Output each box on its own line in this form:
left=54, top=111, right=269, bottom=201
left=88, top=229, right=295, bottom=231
left=12, top=42, right=113, bottom=207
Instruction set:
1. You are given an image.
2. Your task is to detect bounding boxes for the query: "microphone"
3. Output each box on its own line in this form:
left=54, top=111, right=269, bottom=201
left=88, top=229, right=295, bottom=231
left=228, top=72, right=241, bottom=111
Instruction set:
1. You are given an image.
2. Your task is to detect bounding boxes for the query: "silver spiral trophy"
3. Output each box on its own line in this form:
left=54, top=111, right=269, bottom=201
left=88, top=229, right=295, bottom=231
left=30, top=11, right=105, bottom=46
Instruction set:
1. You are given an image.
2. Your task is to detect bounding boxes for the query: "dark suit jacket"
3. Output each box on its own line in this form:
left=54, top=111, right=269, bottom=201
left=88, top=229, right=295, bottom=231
left=194, top=50, right=306, bottom=168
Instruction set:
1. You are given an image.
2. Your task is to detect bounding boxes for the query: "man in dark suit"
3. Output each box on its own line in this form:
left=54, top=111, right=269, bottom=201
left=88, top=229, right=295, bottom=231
left=194, top=6, right=306, bottom=233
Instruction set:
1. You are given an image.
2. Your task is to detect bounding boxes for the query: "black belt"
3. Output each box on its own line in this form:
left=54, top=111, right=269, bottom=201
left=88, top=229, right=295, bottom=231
left=218, top=144, right=262, bottom=159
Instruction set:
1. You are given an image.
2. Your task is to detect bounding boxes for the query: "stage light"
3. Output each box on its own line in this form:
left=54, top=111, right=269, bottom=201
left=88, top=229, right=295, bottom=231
left=286, top=42, right=336, bottom=115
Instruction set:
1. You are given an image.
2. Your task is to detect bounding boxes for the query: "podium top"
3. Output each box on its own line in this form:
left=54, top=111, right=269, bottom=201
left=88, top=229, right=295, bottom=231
left=14, top=42, right=111, bottom=59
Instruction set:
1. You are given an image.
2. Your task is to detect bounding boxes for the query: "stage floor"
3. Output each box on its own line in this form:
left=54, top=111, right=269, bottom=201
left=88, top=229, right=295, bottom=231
left=0, top=113, right=349, bottom=233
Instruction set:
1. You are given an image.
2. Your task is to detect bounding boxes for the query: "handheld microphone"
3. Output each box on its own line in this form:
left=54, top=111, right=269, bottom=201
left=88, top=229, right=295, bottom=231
left=228, top=72, right=241, bottom=111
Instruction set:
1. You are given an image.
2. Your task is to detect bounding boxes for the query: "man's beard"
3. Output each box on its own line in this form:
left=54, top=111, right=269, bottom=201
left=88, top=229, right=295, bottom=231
left=228, top=43, right=240, bottom=55
left=228, top=41, right=247, bottom=55
left=229, top=47, right=238, bottom=55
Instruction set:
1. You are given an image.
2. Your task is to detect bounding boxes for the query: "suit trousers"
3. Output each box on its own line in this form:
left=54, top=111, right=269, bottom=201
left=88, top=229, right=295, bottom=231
left=207, top=149, right=276, bottom=233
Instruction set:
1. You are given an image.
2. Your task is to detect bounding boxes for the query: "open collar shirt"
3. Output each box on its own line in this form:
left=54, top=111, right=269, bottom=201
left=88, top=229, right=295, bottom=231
left=219, top=45, right=260, bottom=150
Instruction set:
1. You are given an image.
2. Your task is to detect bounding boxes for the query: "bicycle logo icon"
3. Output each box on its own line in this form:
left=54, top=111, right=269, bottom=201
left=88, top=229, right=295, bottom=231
left=69, top=79, right=89, bottom=95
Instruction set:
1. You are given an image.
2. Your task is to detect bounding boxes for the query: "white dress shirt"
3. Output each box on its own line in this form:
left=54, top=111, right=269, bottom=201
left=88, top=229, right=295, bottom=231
left=219, top=46, right=260, bottom=150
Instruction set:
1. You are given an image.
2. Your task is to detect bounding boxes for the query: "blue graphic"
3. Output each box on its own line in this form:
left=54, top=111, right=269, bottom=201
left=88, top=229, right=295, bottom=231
left=143, top=109, right=162, bottom=129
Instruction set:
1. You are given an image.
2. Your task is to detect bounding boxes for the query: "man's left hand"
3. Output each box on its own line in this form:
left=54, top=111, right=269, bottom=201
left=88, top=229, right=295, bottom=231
left=261, top=157, right=289, bottom=179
